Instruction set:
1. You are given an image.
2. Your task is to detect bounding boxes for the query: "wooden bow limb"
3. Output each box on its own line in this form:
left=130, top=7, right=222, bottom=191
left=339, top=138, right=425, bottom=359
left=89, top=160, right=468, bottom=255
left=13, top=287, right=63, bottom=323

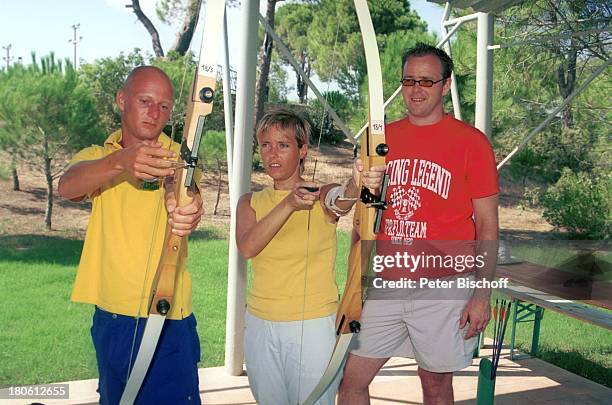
left=301, top=1, right=387, bottom=403
left=119, top=2, right=226, bottom=404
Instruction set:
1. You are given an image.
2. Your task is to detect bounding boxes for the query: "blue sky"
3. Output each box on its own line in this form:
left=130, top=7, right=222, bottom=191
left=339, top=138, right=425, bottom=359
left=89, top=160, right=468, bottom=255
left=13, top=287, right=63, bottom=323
left=1, top=1, right=444, bottom=68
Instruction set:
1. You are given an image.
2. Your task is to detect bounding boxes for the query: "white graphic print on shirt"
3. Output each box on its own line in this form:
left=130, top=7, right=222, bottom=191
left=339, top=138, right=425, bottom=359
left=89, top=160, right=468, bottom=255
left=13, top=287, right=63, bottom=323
left=384, top=158, right=453, bottom=244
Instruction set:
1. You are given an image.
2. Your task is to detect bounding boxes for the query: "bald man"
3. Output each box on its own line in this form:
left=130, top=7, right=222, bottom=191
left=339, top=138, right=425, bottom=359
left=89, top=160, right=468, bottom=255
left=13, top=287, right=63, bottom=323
left=59, top=66, right=204, bottom=404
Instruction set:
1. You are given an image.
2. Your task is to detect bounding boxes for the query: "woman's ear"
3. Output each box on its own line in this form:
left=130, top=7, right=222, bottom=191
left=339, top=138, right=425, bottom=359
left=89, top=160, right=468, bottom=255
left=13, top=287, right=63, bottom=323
left=299, top=143, right=308, bottom=160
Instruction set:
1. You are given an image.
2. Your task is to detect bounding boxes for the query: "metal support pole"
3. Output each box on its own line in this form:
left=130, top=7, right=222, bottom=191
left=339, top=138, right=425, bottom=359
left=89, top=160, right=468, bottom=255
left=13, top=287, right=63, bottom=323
left=443, top=13, right=479, bottom=27
left=224, top=0, right=259, bottom=376
left=441, top=2, right=462, bottom=120
left=475, top=12, right=493, bottom=137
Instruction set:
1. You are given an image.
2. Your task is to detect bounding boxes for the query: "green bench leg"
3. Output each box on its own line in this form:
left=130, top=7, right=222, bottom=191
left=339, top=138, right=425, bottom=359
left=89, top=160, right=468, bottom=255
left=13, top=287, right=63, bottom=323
left=531, top=306, right=544, bottom=356
left=510, top=299, right=518, bottom=360
left=509, top=298, right=545, bottom=360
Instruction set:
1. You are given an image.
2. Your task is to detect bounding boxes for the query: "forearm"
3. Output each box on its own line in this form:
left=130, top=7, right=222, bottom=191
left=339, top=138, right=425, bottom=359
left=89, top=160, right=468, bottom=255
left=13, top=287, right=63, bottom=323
left=333, top=178, right=360, bottom=213
left=58, top=151, right=124, bottom=200
left=472, top=194, right=499, bottom=299
left=324, top=159, right=386, bottom=217
left=238, top=198, right=295, bottom=258
left=473, top=230, right=498, bottom=299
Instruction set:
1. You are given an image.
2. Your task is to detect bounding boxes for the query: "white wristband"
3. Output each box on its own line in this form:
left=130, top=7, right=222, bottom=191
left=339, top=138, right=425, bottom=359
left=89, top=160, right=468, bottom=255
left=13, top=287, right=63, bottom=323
left=324, top=182, right=358, bottom=216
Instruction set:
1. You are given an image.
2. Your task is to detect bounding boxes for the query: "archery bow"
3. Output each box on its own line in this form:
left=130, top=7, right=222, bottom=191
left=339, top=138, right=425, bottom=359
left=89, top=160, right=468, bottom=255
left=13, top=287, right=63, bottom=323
left=301, top=1, right=388, bottom=403
left=119, top=2, right=225, bottom=404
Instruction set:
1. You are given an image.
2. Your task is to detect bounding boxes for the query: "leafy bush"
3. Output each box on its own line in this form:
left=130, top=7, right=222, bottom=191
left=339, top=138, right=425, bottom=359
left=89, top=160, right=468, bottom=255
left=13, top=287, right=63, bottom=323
left=199, top=130, right=227, bottom=166
left=251, top=151, right=262, bottom=171
left=541, top=168, right=611, bottom=239
left=308, top=91, right=353, bottom=145
left=521, top=185, right=542, bottom=208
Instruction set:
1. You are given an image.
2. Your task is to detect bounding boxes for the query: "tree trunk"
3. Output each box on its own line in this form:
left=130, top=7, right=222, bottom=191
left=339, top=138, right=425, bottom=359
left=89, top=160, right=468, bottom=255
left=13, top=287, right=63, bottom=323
left=11, top=156, right=19, bottom=191
left=43, top=135, right=53, bottom=230
left=130, top=0, right=165, bottom=57
left=254, top=0, right=282, bottom=128
left=214, top=158, right=222, bottom=215
left=556, top=44, right=577, bottom=129
left=296, top=52, right=310, bottom=104
left=169, top=0, right=201, bottom=56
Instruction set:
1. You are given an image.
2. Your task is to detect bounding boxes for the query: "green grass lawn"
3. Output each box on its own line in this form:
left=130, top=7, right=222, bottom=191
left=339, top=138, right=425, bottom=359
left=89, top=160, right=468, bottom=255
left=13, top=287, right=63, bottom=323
left=0, top=230, right=610, bottom=388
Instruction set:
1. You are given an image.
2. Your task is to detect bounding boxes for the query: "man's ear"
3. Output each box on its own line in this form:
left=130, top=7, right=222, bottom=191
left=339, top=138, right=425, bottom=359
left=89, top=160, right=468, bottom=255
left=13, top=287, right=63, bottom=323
left=116, top=90, right=126, bottom=112
left=442, top=77, right=452, bottom=97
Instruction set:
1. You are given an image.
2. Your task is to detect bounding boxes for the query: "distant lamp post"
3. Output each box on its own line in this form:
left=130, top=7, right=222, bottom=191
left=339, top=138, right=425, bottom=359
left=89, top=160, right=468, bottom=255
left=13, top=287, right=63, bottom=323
left=69, top=24, right=83, bottom=68
left=2, top=44, right=12, bottom=70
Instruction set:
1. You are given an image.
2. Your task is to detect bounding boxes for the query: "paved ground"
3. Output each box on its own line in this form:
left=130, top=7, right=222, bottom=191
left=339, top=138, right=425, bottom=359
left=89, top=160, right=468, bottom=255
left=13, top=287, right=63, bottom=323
left=2, top=343, right=609, bottom=404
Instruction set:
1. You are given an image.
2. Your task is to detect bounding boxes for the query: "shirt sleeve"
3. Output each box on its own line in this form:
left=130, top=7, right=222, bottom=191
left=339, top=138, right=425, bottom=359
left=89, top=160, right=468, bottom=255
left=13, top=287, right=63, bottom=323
left=68, top=145, right=106, bottom=167
left=466, top=133, right=499, bottom=199
left=66, top=145, right=107, bottom=200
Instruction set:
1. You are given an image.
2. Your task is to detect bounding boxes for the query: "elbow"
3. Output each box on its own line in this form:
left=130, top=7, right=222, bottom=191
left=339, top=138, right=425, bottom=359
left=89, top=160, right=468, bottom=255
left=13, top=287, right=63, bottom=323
left=58, top=174, right=85, bottom=202
left=236, top=240, right=258, bottom=259
left=57, top=175, right=70, bottom=199
left=238, top=246, right=256, bottom=260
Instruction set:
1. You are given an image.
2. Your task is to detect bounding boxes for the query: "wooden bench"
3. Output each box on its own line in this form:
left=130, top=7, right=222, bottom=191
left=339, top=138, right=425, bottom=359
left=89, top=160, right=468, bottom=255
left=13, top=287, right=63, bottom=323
left=493, top=258, right=611, bottom=359
left=497, top=260, right=612, bottom=309
left=498, top=283, right=612, bottom=359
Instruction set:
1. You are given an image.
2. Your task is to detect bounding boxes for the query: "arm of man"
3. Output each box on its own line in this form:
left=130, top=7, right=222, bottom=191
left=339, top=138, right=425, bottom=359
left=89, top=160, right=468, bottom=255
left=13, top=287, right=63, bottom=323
left=58, top=140, right=177, bottom=201
left=460, top=193, right=499, bottom=339
left=320, top=158, right=386, bottom=219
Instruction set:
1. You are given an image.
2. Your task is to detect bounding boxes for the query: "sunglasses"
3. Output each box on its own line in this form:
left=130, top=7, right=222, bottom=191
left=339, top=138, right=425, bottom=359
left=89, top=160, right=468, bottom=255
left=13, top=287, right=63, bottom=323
left=400, top=77, right=446, bottom=87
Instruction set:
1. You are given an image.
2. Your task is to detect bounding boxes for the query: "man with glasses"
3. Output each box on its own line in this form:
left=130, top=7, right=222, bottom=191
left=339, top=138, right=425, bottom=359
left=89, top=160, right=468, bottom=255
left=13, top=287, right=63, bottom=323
left=338, top=43, right=499, bottom=404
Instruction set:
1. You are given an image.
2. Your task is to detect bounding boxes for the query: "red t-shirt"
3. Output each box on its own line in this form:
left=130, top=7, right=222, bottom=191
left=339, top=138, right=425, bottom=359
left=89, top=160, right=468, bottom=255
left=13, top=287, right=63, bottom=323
left=376, top=114, right=498, bottom=279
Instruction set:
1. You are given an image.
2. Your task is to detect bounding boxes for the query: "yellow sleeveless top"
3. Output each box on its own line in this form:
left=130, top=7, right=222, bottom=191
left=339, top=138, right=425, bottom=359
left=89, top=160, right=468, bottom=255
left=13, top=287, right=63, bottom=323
left=248, top=187, right=339, bottom=321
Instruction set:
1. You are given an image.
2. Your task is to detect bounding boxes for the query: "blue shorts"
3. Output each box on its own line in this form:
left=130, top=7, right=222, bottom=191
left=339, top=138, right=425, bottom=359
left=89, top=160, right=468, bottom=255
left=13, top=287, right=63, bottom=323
left=91, top=307, right=201, bottom=405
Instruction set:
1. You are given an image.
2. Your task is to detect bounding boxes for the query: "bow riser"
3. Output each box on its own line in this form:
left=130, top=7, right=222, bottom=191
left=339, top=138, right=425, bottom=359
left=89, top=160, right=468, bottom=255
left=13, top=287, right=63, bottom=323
left=147, top=52, right=217, bottom=318
left=147, top=0, right=225, bottom=315
left=148, top=235, right=184, bottom=315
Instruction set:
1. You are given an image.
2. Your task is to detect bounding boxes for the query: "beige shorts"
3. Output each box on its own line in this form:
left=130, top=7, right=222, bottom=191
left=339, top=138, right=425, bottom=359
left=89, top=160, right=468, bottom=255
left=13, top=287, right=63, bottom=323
left=351, top=275, right=478, bottom=372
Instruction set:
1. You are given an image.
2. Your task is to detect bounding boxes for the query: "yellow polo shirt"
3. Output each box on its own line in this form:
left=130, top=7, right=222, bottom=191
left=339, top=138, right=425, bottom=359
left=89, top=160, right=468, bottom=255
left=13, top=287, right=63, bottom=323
left=248, top=187, right=339, bottom=321
left=70, top=130, right=193, bottom=320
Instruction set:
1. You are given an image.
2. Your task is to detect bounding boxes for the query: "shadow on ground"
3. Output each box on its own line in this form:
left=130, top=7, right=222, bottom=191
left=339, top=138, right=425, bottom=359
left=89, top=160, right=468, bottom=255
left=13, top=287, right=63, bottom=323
left=0, top=234, right=84, bottom=266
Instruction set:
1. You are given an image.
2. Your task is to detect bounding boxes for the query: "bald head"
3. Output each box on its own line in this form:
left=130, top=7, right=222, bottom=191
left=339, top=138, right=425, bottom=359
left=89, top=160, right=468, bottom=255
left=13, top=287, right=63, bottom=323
left=122, top=66, right=174, bottom=97
left=116, top=65, right=175, bottom=146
